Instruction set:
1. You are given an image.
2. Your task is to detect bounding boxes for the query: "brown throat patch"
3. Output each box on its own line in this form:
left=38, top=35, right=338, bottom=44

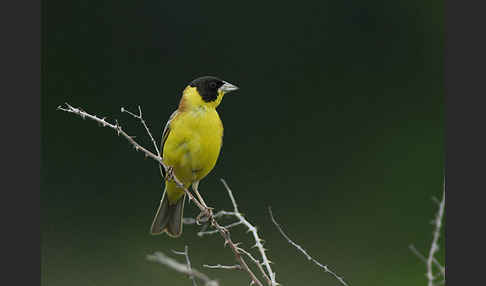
left=177, top=96, right=187, bottom=112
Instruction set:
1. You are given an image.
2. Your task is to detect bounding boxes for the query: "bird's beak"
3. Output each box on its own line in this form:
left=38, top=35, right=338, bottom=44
left=219, top=81, right=239, bottom=94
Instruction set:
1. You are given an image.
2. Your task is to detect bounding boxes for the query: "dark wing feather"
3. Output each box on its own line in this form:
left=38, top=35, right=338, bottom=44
left=158, top=110, right=178, bottom=178
left=160, top=110, right=178, bottom=152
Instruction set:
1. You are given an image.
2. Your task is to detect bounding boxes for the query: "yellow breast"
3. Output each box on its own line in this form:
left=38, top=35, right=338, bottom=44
left=162, top=107, right=223, bottom=185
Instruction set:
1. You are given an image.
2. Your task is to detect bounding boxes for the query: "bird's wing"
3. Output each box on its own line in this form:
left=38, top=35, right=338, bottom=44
left=160, top=110, right=178, bottom=155
left=158, top=110, right=178, bottom=178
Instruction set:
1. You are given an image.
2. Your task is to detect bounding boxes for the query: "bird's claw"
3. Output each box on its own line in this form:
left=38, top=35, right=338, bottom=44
left=165, top=166, right=174, bottom=181
left=196, top=207, right=214, bottom=225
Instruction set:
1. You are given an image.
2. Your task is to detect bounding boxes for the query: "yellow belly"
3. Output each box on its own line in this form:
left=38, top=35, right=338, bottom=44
left=162, top=108, right=223, bottom=202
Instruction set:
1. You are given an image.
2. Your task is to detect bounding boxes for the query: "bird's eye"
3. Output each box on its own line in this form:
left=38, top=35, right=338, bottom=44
left=209, top=82, right=218, bottom=89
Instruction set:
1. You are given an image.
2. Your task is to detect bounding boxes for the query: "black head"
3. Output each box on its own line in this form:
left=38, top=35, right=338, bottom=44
left=189, top=76, right=225, bottom=102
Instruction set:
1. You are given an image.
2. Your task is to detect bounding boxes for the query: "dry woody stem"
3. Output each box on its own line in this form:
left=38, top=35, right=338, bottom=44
left=58, top=103, right=268, bottom=286
left=408, top=245, right=445, bottom=278
left=192, top=179, right=277, bottom=286
left=59, top=102, right=352, bottom=286
left=410, top=181, right=446, bottom=286
left=147, top=250, right=218, bottom=286
left=172, top=246, right=198, bottom=286
left=220, top=179, right=276, bottom=286
left=426, top=185, right=445, bottom=286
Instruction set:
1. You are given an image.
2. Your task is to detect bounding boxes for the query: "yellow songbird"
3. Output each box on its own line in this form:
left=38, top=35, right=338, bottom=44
left=150, top=76, right=239, bottom=237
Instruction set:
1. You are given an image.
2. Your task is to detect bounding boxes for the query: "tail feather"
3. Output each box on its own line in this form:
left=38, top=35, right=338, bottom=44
left=167, top=196, right=185, bottom=236
left=150, top=191, right=186, bottom=237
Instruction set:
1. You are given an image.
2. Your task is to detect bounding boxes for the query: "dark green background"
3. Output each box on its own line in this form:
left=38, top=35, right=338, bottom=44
left=42, top=1, right=444, bottom=285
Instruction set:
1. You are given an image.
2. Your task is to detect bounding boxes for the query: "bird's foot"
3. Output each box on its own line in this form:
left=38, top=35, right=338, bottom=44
left=165, top=166, right=174, bottom=181
left=196, top=207, right=214, bottom=225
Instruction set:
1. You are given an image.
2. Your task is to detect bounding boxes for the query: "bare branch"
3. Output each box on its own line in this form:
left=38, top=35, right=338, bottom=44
left=213, top=210, right=239, bottom=218
left=57, top=103, right=207, bottom=212
left=147, top=251, right=218, bottom=286
left=121, top=106, right=160, bottom=157
left=237, top=247, right=272, bottom=286
left=204, top=264, right=243, bottom=271
left=182, top=211, right=237, bottom=227
left=58, top=103, right=159, bottom=162
left=172, top=246, right=198, bottom=286
left=58, top=103, right=265, bottom=286
left=408, top=180, right=446, bottom=286
left=269, top=206, right=349, bottom=286
left=184, top=180, right=275, bottom=285
left=121, top=105, right=164, bottom=178
left=206, top=213, right=264, bottom=286
left=220, top=179, right=278, bottom=286
left=409, top=245, right=445, bottom=276
left=198, top=221, right=243, bottom=237
left=426, top=183, right=446, bottom=286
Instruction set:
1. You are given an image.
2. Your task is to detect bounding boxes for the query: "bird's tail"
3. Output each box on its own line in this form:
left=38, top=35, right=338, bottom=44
left=150, top=188, right=185, bottom=237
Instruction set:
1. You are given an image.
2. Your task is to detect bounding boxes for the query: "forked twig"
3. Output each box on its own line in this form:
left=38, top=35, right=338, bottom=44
left=189, top=180, right=276, bottom=286
left=220, top=179, right=277, bottom=286
left=57, top=103, right=263, bottom=286
left=172, top=246, right=198, bottom=286
left=197, top=221, right=243, bottom=237
left=426, top=184, right=446, bottom=286
left=237, top=247, right=272, bottom=286
left=121, top=106, right=160, bottom=157
left=58, top=103, right=264, bottom=286
left=147, top=251, right=218, bottom=286
left=409, top=181, right=446, bottom=286
left=409, top=245, right=445, bottom=277
left=60, top=103, right=351, bottom=286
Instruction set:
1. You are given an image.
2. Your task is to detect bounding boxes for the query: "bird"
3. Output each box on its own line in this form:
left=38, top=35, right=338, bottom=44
left=150, top=76, right=239, bottom=237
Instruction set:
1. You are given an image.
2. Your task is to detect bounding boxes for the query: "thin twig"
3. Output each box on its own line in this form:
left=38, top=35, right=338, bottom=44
left=172, top=246, right=198, bottom=286
left=182, top=211, right=237, bottom=226
left=57, top=103, right=205, bottom=212
left=121, top=106, right=164, bottom=178
left=426, top=183, right=446, bottom=286
left=58, top=103, right=264, bottom=286
left=237, top=247, right=272, bottom=286
left=198, top=221, right=243, bottom=237
left=184, top=180, right=275, bottom=285
left=269, top=206, right=349, bottom=286
left=204, top=264, right=243, bottom=270
left=409, top=245, right=445, bottom=276
left=121, top=106, right=160, bottom=157
left=220, top=179, right=278, bottom=286
left=207, top=214, right=264, bottom=286
left=147, top=251, right=218, bottom=286
left=213, top=210, right=239, bottom=218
